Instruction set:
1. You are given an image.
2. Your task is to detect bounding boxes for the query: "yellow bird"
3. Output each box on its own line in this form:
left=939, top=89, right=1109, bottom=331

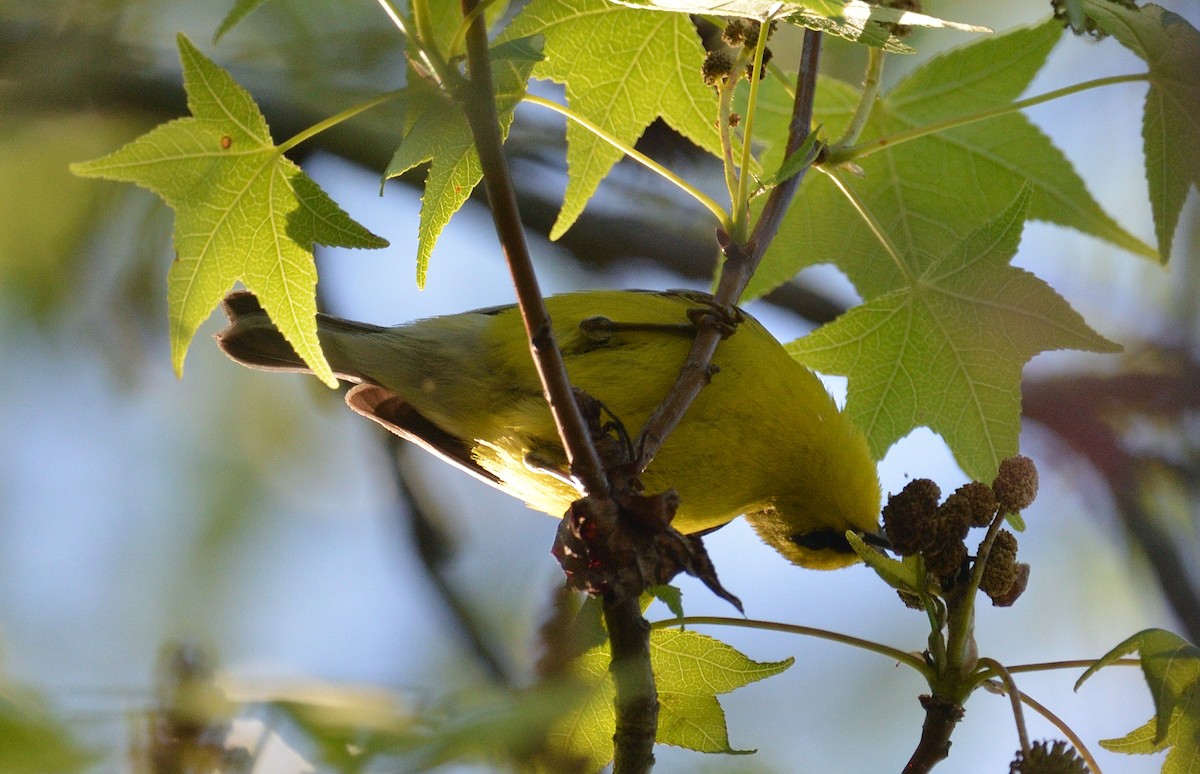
left=216, top=289, right=881, bottom=569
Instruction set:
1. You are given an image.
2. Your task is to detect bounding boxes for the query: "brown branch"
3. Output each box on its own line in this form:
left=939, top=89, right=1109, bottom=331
left=903, top=694, right=964, bottom=773
left=456, top=5, right=657, bottom=772
left=635, top=29, right=824, bottom=469
left=456, top=0, right=609, bottom=500
left=605, top=597, right=658, bottom=774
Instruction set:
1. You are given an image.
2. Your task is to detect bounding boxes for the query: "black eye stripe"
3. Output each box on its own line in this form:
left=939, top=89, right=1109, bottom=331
left=791, top=529, right=855, bottom=554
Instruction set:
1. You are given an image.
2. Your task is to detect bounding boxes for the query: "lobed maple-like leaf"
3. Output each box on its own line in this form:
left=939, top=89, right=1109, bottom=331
left=385, top=36, right=541, bottom=287
left=71, top=34, right=387, bottom=386
left=1077, top=628, right=1200, bottom=771
left=1081, top=0, right=1200, bottom=262
left=547, top=628, right=792, bottom=770
left=788, top=186, right=1119, bottom=482
left=214, top=0, right=273, bottom=41
left=748, top=19, right=1159, bottom=304
left=504, top=0, right=724, bottom=239
left=750, top=19, right=1158, bottom=302
left=606, top=0, right=988, bottom=53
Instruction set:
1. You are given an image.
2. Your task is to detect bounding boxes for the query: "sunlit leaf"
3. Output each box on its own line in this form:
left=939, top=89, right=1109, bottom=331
left=750, top=19, right=1157, bottom=303
left=547, top=628, right=791, bottom=769
left=71, top=34, right=387, bottom=385
left=1081, top=0, right=1200, bottom=261
left=605, top=0, right=989, bottom=53
left=788, top=186, right=1119, bottom=481
left=504, top=0, right=723, bottom=238
left=385, top=37, right=541, bottom=287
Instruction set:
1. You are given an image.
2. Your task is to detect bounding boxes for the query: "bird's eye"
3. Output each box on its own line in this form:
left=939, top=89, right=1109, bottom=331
left=791, top=529, right=855, bottom=554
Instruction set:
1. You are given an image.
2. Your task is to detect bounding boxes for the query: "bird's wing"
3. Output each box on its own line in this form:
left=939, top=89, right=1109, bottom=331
left=345, top=383, right=503, bottom=488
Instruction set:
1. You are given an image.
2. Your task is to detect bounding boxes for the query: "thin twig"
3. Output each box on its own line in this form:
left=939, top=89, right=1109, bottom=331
left=457, top=6, right=654, bottom=773
left=978, top=657, right=1029, bottom=756
left=456, top=0, right=609, bottom=499
left=1016, top=690, right=1104, bottom=774
left=635, top=29, right=824, bottom=470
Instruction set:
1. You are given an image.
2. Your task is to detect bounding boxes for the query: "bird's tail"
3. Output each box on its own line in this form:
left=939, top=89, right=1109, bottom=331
left=215, top=290, right=385, bottom=382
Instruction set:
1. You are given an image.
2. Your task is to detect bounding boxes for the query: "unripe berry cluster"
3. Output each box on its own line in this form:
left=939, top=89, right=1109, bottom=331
left=700, top=18, right=776, bottom=88
left=882, top=456, right=1038, bottom=606
left=1009, top=739, right=1089, bottom=773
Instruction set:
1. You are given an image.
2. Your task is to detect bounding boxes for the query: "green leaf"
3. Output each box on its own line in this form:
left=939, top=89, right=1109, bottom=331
left=1077, top=629, right=1200, bottom=744
left=605, top=0, right=989, bottom=53
left=1082, top=629, right=1200, bottom=769
left=756, top=127, right=822, bottom=192
left=71, top=34, right=386, bottom=386
left=0, top=688, right=95, bottom=774
left=385, top=36, right=541, bottom=287
left=788, top=186, right=1119, bottom=481
left=1099, top=715, right=1171, bottom=755
left=846, top=532, right=926, bottom=595
left=504, top=0, right=723, bottom=239
left=549, top=629, right=792, bottom=770
left=214, top=0, right=274, bottom=41
left=647, top=584, right=686, bottom=620
left=1081, top=0, right=1200, bottom=262
left=749, top=18, right=1157, bottom=302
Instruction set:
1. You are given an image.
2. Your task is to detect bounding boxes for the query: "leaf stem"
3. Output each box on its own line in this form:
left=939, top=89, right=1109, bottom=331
left=732, top=22, right=773, bottom=239
left=651, top=616, right=934, bottom=679
left=832, top=46, right=885, bottom=150
left=276, top=89, right=404, bottom=154
left=1015, top=689, right=1103, bottom=774
left=829, top=73, right=1150, bottom=163
left=522, top=93, right=733, bottom=233
left=986, top=657, right=1141, bottom=676
left=717, top=66, right=744, bottom=222
left=411, top=0, right=438, bottom=59
left=978, top=657, right=1029, bottom=756
left=821, top=165, right=915, bottom=286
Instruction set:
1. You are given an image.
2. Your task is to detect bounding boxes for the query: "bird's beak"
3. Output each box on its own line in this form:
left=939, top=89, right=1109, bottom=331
left=857, top=531, right=892, bottom=550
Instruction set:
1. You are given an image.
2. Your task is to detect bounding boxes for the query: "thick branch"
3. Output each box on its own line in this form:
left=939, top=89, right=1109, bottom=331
left=605, top=597, right=658, bottom=774
left=903, top=694, right=964, bottom=773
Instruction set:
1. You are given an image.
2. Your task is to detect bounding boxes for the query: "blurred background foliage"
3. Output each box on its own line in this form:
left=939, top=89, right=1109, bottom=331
left=1, top=0, right=1197, bottom=771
